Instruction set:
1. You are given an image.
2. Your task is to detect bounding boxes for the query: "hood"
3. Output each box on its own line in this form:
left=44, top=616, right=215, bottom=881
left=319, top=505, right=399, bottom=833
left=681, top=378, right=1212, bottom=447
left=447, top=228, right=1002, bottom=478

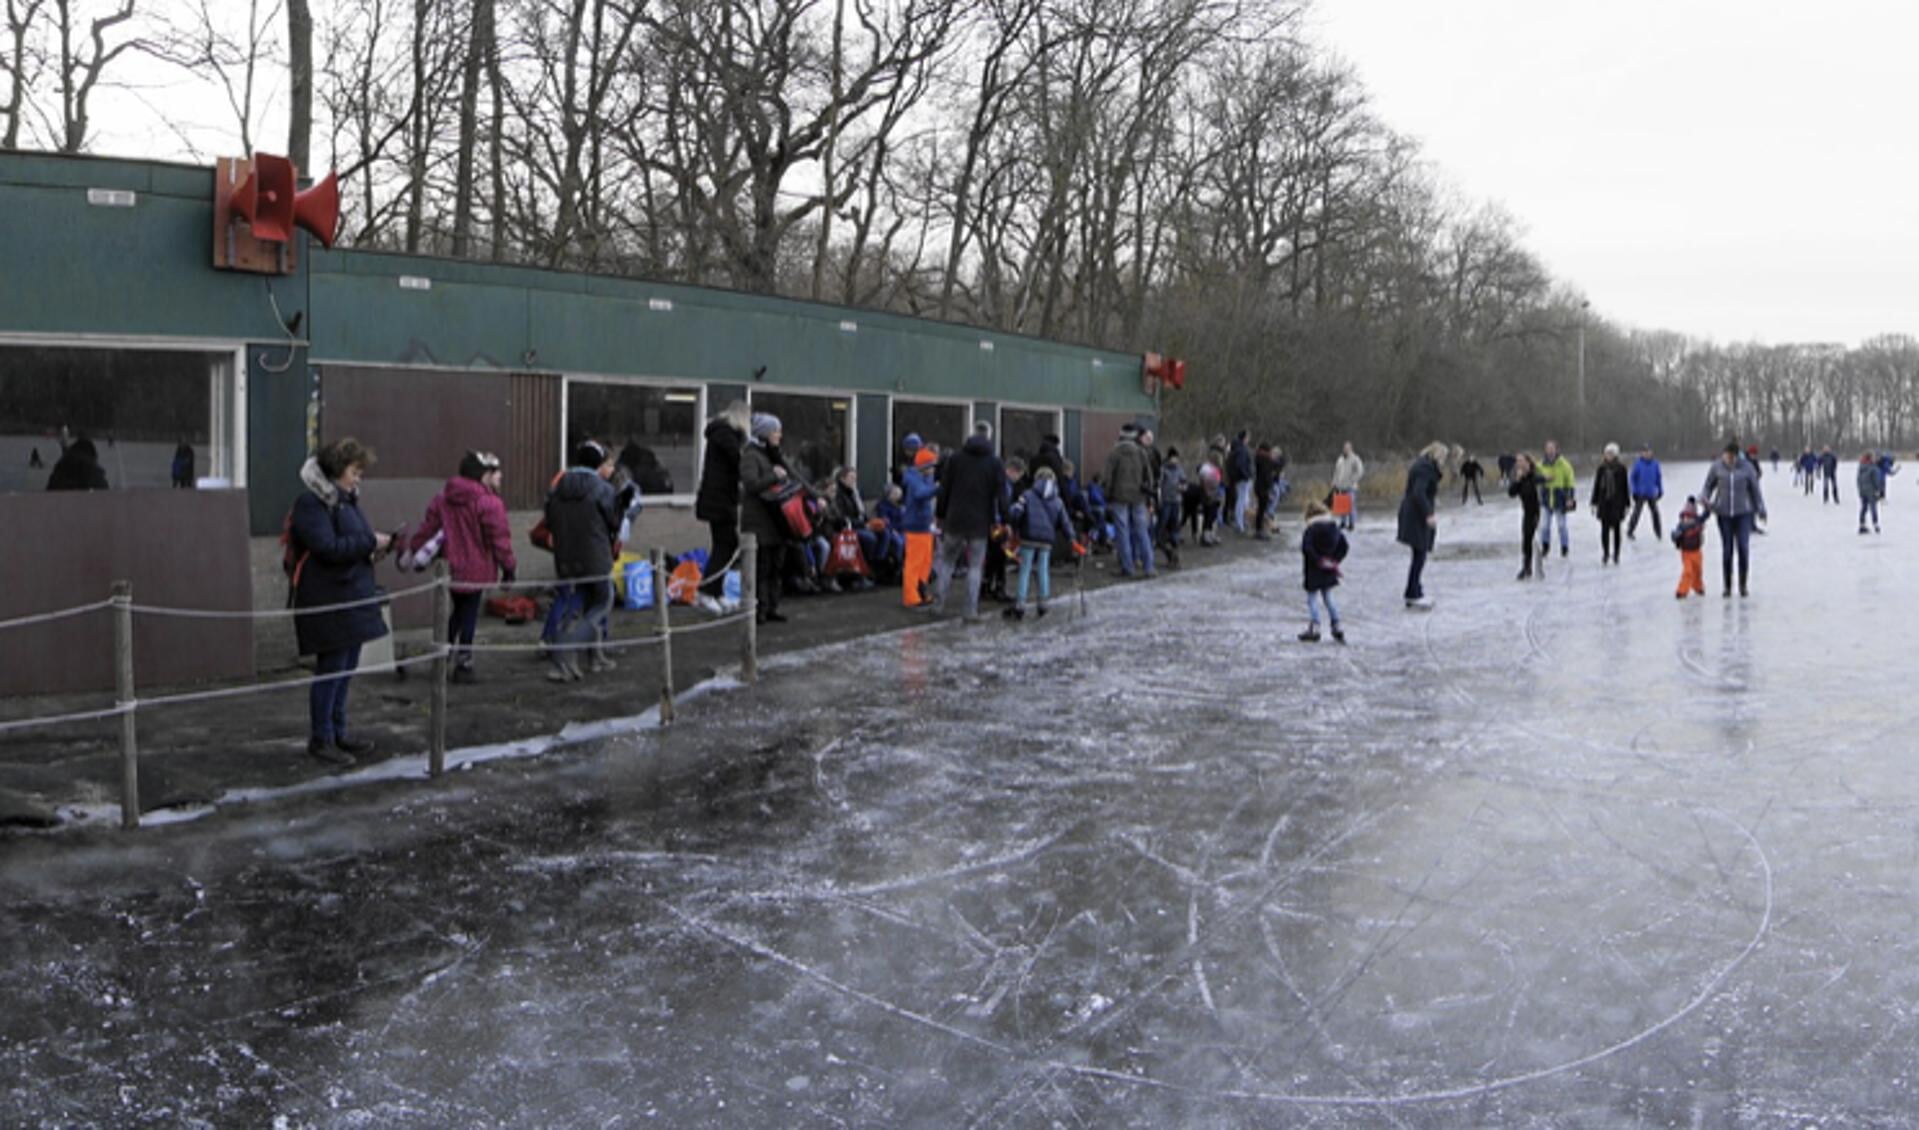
left=962, top=433, right=994, bottom=456
left=300, top=457, right=340, bottom=508
left=442, top=474, right=489, bottom=509
left=552, top=467, right=605, bottom=502
left=1032, top=477, right=1058, bottom=501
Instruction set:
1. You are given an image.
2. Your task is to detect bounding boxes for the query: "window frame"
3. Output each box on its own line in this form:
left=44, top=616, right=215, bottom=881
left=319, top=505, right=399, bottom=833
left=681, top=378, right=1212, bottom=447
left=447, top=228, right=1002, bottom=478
left=559, top=372, right=708, bottom=506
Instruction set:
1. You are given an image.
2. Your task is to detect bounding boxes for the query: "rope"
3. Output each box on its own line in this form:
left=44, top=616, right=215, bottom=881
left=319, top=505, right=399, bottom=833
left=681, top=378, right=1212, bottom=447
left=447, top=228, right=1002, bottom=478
left=662, top=610, right=754, bottom=636
left=129, top=579, right=444, bottom=620
left=133, top=649, right=451, bottom=710
left=0, top=702, right=130, bottom=735
left=0, top=599, right=115, bottom=632
left=459, top=635, right=664, bottom=654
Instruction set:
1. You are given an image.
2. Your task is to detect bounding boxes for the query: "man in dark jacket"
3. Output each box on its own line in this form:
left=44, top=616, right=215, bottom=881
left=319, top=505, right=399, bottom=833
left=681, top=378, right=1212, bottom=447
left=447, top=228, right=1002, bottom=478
left=738, top=414, right=795, bottom=624
left=1226, top=431, right=1253, bottom=533
left=924, top=423, right=1006, bottom=621
left=1819, top=445, right=1841, bottom=504
left=694, top=401, right=749, bottom=606
left=45, top=436, right=109, bottom=491
left=545, top=440, right=621, bottom=681
left=1397, top=443, right=1445, bottom=609
left=1032, top=434, right=1067, bottom=485
left=1252, top=444, right=1277, bottom=539
left=1103, top=424, right=1156, bottom=577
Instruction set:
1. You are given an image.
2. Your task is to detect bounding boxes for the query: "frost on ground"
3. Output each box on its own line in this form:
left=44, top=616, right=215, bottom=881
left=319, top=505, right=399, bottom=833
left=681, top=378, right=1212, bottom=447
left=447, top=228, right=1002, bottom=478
left=3, top=463, right=1917, bottom=1126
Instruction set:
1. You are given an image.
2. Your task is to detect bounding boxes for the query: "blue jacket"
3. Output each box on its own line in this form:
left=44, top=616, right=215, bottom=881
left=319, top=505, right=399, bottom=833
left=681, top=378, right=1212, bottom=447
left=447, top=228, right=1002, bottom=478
left=1629, top=456, right=1662, bottom=500
left=289, top=460, right=389, bottom=657
left=1010, top=478, right=1075, bottom=546
left=900, top=468, right=938, bottom=532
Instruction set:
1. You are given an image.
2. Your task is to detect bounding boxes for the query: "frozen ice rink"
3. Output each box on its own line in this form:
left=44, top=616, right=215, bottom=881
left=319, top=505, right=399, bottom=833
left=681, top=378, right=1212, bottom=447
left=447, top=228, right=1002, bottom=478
left=5, top=461, right=1917, bottom=1126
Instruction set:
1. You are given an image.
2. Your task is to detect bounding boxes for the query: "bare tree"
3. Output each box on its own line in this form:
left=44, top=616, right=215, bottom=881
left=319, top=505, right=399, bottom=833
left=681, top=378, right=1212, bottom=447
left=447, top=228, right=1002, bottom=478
left=146, top=0, right=282, bottom=155
left=285, top=0, right=309, bottom=166
left=2, top=0, right=48, bottom=149
left=49, top=0, right=139, bottom=153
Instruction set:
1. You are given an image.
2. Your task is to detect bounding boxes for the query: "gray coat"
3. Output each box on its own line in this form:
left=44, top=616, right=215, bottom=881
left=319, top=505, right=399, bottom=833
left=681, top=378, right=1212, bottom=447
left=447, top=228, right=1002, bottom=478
left=1700, top=458, right=1767, bottom=519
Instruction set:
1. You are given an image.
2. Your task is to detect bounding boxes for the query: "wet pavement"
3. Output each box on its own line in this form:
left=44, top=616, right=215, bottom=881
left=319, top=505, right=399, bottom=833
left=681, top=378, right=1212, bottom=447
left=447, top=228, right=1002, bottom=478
left=5, top=461, right=1918, bottom=1126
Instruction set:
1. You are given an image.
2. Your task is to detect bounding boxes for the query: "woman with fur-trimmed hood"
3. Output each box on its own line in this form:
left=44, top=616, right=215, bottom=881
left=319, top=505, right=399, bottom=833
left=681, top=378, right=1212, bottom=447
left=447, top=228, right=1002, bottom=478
left=1397, top=441, right=1447, bottom=609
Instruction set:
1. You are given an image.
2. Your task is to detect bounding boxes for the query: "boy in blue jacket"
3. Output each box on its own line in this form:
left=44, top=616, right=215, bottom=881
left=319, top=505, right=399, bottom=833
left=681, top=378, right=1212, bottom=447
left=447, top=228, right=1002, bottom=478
left=1628, top=444, right=1663, bottom=539
left=1004, top=467, right=1075, bottom=620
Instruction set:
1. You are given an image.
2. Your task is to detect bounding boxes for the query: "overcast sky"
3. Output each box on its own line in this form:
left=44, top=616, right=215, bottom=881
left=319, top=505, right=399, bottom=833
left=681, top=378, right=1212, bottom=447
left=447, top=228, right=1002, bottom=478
left=1309, top=0, right=1919, bottom=347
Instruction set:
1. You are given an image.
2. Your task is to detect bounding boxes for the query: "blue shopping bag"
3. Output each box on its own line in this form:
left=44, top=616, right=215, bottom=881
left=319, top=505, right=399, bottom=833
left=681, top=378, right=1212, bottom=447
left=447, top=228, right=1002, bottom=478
left=623, top=559, right=654, bottom=610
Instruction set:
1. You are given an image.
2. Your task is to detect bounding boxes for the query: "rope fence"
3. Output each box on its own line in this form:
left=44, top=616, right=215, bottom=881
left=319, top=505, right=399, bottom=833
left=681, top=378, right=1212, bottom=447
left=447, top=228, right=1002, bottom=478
left=0, top=537, right=764, bottom=831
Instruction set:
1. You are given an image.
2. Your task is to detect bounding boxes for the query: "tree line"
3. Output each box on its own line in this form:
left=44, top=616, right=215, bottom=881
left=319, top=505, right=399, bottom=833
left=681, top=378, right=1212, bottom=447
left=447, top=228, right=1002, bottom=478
left=4, top=0, right=1912, bottom=457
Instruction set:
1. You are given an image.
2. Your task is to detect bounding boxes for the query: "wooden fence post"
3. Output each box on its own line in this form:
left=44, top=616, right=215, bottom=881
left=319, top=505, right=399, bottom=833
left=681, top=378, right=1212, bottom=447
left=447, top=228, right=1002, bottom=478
left=429, top=561, right=449, bottom=777
left=113, top=580, right=139, bottom=830
left=651, top=547, right=674, bottom=724
left=740, top=534, right=758, bottom=686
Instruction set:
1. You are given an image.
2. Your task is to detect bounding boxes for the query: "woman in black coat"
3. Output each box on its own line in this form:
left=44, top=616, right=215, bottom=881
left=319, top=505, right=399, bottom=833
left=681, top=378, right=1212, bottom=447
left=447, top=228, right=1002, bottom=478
left=694, top=400, right=751, bottom=606
left=288, top=439, right=393, bottom=766
left=738, top=413, right=794, bottom=624
left=1509, top=452, right=1544, bottom=580
left=1590, top=443, right=1631, bottom=565
left=1396, top=442, right=1447, bottom=608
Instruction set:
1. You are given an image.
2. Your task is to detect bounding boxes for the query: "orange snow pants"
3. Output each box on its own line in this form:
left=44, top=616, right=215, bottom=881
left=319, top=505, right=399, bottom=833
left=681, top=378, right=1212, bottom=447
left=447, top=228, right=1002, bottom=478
left=903, top=532, right=935, bottom=606
left=1676, top=549, right=1705, bottom=597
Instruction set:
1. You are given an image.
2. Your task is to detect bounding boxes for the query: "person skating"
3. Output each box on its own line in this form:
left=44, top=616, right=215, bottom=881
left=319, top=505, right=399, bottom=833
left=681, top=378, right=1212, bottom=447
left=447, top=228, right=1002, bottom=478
left=1820, top=445, right=1841, bottom=504
left=409, top=451, right=516, bottom=684
left=1459, top=454, right=1484, bottom=504
left=1591, top=443, right=1630, bottom=564
left=1700, top=442, right=1767, bottom=597
left=1252, top=443, right=1278, bottom=539
left=1004, top=467, right=1075, bottom=620
left=288, top=439, right=393, bottom=766
left=1509, top=452, right=1544, bottom=579
left=1299, top=500, right=1349, bottom=642
left=1536, top=441, right=1576, bottom=558
left=1671, top=496, right=1707, bottom=599
left=1331, top=441, right=1364, bottom=530
left=1397, top=442, right=1446, bottom=609
left=1496, top=452, right=1516, bottom=487
left=1627, top=444, right=1664, bottom=540
left=1857, top=451, right=1884, bottom=534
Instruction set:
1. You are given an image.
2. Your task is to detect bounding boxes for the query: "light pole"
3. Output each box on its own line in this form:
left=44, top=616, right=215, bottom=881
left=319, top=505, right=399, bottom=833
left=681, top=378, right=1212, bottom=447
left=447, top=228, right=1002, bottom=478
left=1575, top=299, right=1591, bottom=452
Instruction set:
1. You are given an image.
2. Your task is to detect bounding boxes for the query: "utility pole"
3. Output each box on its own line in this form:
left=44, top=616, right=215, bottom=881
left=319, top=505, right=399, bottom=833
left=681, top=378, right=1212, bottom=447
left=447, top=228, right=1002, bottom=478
left=1576, top=299, right=1591, bottom=451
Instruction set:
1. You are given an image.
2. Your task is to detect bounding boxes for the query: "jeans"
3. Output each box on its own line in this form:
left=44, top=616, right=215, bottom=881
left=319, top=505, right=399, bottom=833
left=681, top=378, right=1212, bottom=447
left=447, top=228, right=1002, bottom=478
left=449, top=590, right=482, bottom=669
left=1113, top=502, right=1155, bottom=576
left=1861, top=498, right=1880, bottom=528
left=1233, top=482, right=1251, bottom=532
left=309, top=644, right=362, bottom=743
left=1157, top=499, right=1183, bottom=547
left=554, top=579, right=614, bottom=671
left=1716, top=513, right=1753, bottom=589
left=1823, top=474, right=1840, bottom=503
left=702, top=517, right=739, bottom=598
left=1405, top=546, right=1428, bottom=600
left=932, top=535, right=989, bottom=617
left=1539, top=508, right=1569, bottom=550
left=1306, top=589, right=1339, bottom=625
left=1628, top=497, right=1662, bottom=538
left=1016, top=545, right=1053, bottom=606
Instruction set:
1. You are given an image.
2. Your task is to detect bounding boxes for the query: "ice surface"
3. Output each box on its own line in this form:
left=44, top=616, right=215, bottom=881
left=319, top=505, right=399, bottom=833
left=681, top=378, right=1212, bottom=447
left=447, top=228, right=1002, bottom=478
left=4, top=463, right=1918, bottom=1126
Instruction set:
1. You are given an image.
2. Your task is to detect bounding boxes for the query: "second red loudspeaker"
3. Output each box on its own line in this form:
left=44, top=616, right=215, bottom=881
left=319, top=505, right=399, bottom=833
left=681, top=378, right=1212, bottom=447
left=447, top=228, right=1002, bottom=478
left=231, top=154, right=297, bottom=242
left=293, top=170, right=341, bottom=249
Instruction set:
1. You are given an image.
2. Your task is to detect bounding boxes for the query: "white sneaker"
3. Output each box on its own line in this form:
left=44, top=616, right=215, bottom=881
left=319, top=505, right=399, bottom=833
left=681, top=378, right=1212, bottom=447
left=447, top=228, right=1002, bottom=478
left=696, top=595, right=724, bottom=614
left=1405, top=597, right=1433, bottom=610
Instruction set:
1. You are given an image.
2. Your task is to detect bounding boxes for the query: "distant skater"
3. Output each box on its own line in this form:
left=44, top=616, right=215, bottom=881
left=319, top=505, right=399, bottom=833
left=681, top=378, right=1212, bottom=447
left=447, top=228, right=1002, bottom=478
left=1509, top=452, right=1544, bottom=580
left=1331, top=441, right=1364, bottom=530
left=1857, top=452, right=1884, bottom=534
left=1591, top=444, right=1629, bottom=565
left=1460, top=454, right=1484, bottom=504
left=1537, top=440, right=1576, bottom=558
left=1627, top=443, right=1663, bottom=540
left=1397, top=442, right=1446, bottom=609
left=1820, top=446, right=1841, bottom=504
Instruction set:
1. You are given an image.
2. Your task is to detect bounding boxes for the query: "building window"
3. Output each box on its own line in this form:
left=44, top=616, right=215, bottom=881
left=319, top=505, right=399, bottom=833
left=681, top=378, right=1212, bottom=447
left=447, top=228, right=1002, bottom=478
left=750, top=390, right=849, bottom=488
left=0, top=344, right=238, bottom=492
left=890, top=400, right=968, bottom=480
left=565, top=381, right=701, bottom=496
left=999, top=407, right=1061, bottom=469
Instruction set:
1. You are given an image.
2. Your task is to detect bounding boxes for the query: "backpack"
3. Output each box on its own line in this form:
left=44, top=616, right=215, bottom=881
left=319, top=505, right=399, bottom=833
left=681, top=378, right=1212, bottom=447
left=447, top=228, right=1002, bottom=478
left=279, top=507, right=311, bottom=593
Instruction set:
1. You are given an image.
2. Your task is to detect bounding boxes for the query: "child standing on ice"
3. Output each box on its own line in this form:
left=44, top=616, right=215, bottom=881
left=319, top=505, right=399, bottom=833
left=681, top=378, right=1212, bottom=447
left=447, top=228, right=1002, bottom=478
left=1299, top=499, right=1349, bottom=642
left=1671, top=496, right=1706, bottom=599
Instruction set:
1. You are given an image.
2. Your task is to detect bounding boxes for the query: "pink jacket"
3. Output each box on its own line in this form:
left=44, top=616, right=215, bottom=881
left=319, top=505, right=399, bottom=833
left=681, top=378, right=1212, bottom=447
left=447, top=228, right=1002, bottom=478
left=412, top=475, right=516, bottom=590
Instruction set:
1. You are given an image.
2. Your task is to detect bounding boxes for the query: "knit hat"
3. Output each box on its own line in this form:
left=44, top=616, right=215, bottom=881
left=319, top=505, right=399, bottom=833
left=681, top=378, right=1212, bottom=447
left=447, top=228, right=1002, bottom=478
left=572, top=440, right=608, bottom=468
left=751, top=414, right=782, bottom=441
left=458, top=450, right=501, bottom=480
left=902, top=433, right=923, bottom=451
left=913, top=448, right=937, bottom=467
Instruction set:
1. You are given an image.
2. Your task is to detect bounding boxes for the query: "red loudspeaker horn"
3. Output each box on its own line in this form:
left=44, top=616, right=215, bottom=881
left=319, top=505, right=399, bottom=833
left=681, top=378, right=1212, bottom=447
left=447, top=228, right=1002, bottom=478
left=1168, top=358, right=1187, bottom=390
left=231, top=154, right=297, bottom=242
left=294, top=170, right=341, bottom=249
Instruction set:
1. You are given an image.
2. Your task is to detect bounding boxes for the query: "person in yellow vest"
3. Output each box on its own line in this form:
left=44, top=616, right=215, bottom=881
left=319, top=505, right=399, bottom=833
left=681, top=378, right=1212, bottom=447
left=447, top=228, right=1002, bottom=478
left=1536, top=439, right=1577, bottom=559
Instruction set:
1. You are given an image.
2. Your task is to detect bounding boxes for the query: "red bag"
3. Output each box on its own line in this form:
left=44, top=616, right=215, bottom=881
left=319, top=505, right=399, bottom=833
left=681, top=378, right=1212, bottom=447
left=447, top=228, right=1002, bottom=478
left=529, top=518, right=555, bottom=551
left=780, top=494, right=814, bottom=539
left=485, top=594, right=539, bottom=624
left=824, top=528, right=872, bottom=578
